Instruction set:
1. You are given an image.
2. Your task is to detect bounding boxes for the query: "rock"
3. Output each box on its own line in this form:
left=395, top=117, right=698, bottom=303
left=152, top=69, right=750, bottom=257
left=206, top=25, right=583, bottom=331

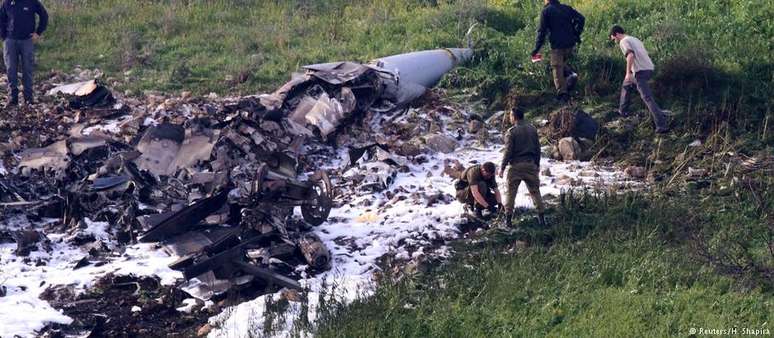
left=512, top=240, right=528, bottom=253
left=689, top=140, right=702, bottom=147
left=394, top=140, right=423, bottom=157
left=541, top=167, right=552, bottom=177
left=624, top=166, right=647, bottom=179
left=443, top=159, right=465, bottom=178
left=197, top=324, right=212, bottom=337
left=476, top=127, right=489, bottom=146
left=579, top=170, right=599, bottom=177
left=424, top=134, right=457, bottom=154
left=557, top=137, right=581, bottom=161
left=577, top=137, right=594, bottom=160
left=549, top=145, right=562, bottom=160
left=13, top=230, right=42, bottom=256
left=180, top=91, right=192, bottom=100
left=403, top=258, right=429, bottom=275
left=146, top=94, right=164, bottom=107
left=280, top=288, right=303, bottom=302
left=556, top=174, right=576, bottom=185
left=467, top=119, right=483, bottom=134
left=604, top=119, right=636, bottom=134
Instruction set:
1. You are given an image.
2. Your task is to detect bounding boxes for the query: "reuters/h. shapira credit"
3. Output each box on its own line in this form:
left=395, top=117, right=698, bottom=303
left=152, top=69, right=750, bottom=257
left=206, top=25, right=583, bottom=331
left=688, top=327, right=770, bottom=336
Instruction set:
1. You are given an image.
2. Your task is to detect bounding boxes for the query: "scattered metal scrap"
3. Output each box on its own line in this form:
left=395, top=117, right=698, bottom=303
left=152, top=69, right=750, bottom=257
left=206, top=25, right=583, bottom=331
left=0, top=46, right=472, bottom=301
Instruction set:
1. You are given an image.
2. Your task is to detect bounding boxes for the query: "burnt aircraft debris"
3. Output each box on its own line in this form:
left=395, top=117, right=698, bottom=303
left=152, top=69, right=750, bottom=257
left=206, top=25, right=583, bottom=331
left=0, top=47, right=472, bottom=301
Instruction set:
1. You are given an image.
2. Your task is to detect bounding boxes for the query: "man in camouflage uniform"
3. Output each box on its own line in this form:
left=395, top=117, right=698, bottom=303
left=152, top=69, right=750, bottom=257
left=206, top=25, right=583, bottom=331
left=455, top=161, right=502, bottom=217
left=499, top=107, right=546, bottom=227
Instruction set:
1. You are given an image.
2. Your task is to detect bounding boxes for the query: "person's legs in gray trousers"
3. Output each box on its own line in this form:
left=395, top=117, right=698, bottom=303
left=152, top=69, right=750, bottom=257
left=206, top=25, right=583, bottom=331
left=3, top=38, right=20, bottom=103
left=618, top=70, right=667, bottom=130
left=3, top=38, right=35, bottom=104
left=20, top=39, right=35, bottom=103
left=618, top=77, right=636, bottom=117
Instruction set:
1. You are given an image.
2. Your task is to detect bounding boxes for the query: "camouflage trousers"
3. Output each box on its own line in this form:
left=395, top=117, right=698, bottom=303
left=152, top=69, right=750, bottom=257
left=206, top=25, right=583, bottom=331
left=504, top=162, right=545, bottom=214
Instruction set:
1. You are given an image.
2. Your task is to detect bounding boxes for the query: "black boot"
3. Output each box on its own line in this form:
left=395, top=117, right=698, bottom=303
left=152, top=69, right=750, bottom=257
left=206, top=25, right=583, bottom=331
left=537, top=213, right=546, bottom=227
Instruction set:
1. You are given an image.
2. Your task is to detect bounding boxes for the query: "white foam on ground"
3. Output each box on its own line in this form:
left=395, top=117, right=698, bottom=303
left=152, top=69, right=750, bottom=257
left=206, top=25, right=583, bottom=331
left=207, top=140, right=636, bottom=337
left=0, top=218, right=182, bottom=337
left=1, top=109, right=636, bottom=338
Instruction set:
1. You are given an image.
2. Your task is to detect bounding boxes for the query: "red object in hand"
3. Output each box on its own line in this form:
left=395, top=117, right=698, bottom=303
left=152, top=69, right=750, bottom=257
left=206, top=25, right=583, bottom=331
left=531, top=53, right=543, bottom=63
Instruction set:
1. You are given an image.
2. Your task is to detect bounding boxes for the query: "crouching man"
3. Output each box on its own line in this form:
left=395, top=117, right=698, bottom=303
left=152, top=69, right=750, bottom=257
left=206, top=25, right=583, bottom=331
left=500, top=107, right=546, bottom=227
left=455, top=161, right=503, bottom=218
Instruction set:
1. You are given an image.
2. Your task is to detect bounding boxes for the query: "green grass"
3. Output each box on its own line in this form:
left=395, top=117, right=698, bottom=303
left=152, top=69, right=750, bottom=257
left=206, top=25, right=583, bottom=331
left=39, top=0, right=485, bottom=95
left=36, top=0, right=773, bottom=104
left=316, top=187, right=773, bottom=337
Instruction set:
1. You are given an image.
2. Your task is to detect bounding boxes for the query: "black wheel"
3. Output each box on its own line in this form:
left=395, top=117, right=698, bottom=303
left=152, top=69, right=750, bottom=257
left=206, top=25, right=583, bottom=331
left=301, top=171, right=332, bottom=226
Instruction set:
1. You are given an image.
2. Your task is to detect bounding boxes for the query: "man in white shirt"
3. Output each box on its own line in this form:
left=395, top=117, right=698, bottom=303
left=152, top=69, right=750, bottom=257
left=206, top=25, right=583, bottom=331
left=610, top=25, right=669, bottom=133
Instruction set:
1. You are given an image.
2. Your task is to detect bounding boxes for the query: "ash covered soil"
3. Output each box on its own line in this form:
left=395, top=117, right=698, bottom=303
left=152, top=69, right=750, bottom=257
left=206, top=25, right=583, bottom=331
left=0, top=69, right=639, bottom=337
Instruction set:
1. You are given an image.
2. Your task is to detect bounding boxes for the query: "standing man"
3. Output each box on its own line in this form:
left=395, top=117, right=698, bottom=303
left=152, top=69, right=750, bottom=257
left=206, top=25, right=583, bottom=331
left=1, top=0, right=48, bottom=107
left=500, top=107, right=545, bottom=227
left=531, top=0, right=584, bottom=102
left=609, top=25, right=669, bottom=133
left=455, top=161, right=503, bottom=218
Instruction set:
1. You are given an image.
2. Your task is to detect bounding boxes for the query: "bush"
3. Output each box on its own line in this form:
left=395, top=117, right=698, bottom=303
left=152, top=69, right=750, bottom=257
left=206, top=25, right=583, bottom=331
left=653, top=49, right=730, bottom=103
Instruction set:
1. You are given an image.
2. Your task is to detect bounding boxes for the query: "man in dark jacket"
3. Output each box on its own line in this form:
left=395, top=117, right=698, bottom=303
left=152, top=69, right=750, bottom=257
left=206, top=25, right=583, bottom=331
left=0, top=0, right=48, bottom=107
left=499, top=107, right=545, bottom=227
left=530, top=0, right=584, bottom=101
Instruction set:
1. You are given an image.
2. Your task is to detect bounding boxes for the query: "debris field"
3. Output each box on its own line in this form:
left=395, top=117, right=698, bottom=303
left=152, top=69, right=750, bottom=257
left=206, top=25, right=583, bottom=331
left=1, top=48, right=638, bottom=337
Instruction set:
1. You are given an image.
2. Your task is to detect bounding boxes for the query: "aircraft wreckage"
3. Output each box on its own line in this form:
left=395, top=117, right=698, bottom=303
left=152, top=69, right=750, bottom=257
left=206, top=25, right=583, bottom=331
left=0, top=47, right=473, bottom=299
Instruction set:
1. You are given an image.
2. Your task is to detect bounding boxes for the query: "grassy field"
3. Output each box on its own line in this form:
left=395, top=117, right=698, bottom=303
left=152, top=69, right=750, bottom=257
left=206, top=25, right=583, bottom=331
left=37, top=1, right=772, bottom=104
left=40, top=0, right=486, bottom=95
left=316, top=188, right=773, bottom=337
left=29, top=1, right=774, bottom=336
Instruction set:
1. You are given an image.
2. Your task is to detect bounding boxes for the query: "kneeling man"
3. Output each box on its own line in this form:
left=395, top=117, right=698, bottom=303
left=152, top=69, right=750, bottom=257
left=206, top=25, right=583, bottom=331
left=456, top=161, right=502, bottom=217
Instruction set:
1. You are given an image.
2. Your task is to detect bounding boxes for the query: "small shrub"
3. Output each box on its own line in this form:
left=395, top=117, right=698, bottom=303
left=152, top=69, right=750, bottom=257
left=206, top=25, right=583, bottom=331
left=577, top=53, right=625, bottom=98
